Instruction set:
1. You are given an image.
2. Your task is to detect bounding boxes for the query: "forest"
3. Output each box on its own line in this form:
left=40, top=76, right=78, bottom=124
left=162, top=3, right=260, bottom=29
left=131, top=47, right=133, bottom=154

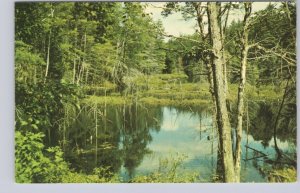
left=15, top=2, right=296, bottom=183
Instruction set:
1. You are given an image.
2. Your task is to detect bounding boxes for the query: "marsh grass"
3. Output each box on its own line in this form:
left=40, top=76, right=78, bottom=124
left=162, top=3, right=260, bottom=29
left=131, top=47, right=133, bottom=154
left=267, top=167, right=297, bottom=183
left=83, top=74, right=283, bottom=107
left=130, top=154, right=199, bottom=183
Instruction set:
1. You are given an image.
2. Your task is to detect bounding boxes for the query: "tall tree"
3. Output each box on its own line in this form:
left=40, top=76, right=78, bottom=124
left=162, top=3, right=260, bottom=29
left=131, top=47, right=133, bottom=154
left=234, top=2, right=252, bottom=182
left=207, top=2, right=235, bottom=182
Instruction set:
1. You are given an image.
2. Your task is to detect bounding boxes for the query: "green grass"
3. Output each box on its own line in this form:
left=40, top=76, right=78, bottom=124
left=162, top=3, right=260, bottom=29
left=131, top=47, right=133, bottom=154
left=267, top=167, right=297, bottom=182
left=61, top=166, right=120, bottom=183
left=83, top=95, right=210, bottom=107
left=83, top=74, right=285, bottom=107
left=227, top=83, right=284, bottom=102
left=139, top=96, right=209, bottom=106
left=130, top=154, right=199, bottom=183
left=83, top=95, right=130, bottom=106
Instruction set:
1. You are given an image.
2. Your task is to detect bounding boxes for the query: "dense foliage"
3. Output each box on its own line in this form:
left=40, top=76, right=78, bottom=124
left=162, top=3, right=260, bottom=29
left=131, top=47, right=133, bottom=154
left=15, top=131, right=69, bottom=183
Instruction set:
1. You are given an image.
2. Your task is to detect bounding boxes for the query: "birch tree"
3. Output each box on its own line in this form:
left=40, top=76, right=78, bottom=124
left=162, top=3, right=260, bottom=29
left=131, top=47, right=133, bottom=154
left=207, top=2, right=235, bottom=182
left=234, top=2, right=252, bottom=182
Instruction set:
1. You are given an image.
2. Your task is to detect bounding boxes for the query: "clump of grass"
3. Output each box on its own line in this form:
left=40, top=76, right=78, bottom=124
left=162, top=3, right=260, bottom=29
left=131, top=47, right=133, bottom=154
left=227, top=83, right=284, bottom=102
left=83, top=81, right=117, bottom=95
left=139, top=97, right=172, bottom=106
left=143, top=89, right=210, bottom=100
left=62, top=167, right=120, bottom=183
left=267, top=167, right=297, bottom=183
left=83, top=95, right=131, bottom=106
left=83, top=75, right=285, bottom=107
left=139, top=96, right=210, bottom=106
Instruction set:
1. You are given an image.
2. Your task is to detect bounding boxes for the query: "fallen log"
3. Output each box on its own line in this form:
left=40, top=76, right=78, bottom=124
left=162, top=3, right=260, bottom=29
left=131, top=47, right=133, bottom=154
left=245, top=145, right=267, bottom=156
left=243, top=154, right=268, bottom=161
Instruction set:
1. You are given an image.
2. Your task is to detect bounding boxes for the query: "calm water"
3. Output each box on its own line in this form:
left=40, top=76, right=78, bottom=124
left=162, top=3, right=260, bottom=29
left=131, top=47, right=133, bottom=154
left=63, top=102, right=296, bottom=182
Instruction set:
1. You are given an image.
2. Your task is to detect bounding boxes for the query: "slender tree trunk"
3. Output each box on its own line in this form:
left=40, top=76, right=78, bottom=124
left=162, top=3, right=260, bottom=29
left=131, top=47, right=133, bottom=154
left=73, top=29, right=78, bottom=84
left=72, top=58, right=76, bottom=84
left=246, top=100, right=249, bottom=145
left=104, top=87, right=107, bottom=141
left=63, top=106, right=67, bottom=151
left=77, top=62, right=83, bottom=85
left=44, top=29, right=51, bottom=84
left=273, top=78, right=290, bottom=159
left=207, top=2, right=235, bottom=182
left=221, top=3, right=231, bottom=96
left=194, top=3, right=205, bottom=41
left=85, top=67, right=89, bottom=84
left=44, top=7, right=54, bottom=84
left=234, top=3, right=252, bottom=182
left=284, top=2, right=295, bottom=42
left=48, top=128, right=51, bottom=146
left=94, top=103, right=98, bottom=164
left=76, top=32, right=87, bottom=85
left=245, top=102, right=249, bottom=169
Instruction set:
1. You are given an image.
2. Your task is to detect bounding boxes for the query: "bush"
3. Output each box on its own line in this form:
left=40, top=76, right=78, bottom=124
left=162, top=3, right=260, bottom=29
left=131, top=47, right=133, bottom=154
left=15, top=131, right=69, bottom=183
left=62, top=167, right=120, bottom=183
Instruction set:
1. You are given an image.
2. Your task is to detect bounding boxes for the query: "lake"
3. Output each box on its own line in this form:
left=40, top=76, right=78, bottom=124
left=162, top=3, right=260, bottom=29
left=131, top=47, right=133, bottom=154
left=62, top=102, right=296, bottom=182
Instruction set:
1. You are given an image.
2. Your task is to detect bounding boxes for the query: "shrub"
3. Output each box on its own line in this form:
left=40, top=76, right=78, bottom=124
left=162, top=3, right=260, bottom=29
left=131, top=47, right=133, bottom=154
left=15, top=131, right=69, bottom=183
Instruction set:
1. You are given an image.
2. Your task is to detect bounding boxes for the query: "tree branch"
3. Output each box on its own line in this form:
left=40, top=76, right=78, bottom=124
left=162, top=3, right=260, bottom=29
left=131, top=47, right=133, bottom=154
left=157, top=27, right=201, bottom=44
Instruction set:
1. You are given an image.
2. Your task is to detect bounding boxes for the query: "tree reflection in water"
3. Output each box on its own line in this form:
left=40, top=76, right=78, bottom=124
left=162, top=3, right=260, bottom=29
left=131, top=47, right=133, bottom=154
left=57, top=101, right=295, bottom=182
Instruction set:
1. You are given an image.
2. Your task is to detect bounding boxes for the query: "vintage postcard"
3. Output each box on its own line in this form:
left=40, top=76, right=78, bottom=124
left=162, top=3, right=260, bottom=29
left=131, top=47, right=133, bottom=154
left=15, top=1, right=296, bottom=183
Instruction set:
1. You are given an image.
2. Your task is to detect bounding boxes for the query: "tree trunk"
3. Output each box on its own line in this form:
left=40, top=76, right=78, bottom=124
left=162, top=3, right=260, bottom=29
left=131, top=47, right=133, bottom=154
left=43, top=8, right=54, bottom=84
left=73, top=28, right=78, bottom=84
left=206, top=2, right=224, bottom=179
left=44, top=29, right=51, bottom=84
left=104, top=87, right=107, bottom=139
left=63, top=106, right=67, bottom=151
left=77, top=32, right=87, bottom=85
left=194, top=3, right=205, bottom=41
left=85, top=67, right=89, bottom=84
left=94, top=103, right=98, bottom=165
left=273, top=78, right=290, bottom=160
left=72, top=58, right=76, bottom=84
left=196, top=2, right=215, bottom=101
left=221, top=3, right=231, bottom=96
left=76, top=61, right=83, bottom=85
left=234, top=3, right=252, bottom=182
left=207, top=2, right=236, bottom=182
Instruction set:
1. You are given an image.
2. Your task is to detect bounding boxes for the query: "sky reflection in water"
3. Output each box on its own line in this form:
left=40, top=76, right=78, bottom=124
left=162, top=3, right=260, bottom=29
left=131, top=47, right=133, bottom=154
left=126, top=106, right=295, bottom=182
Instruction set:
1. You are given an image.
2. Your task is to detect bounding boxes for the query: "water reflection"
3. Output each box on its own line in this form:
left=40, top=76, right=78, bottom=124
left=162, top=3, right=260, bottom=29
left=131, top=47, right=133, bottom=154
left=61, top=103, right=163, bottom=178
left=60, top=101, right=296, bottom=182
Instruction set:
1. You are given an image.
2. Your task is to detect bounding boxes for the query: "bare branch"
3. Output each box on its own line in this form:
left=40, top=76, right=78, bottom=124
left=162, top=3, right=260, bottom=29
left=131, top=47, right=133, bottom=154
left=157, top=27, right=201, bottom=44
left=254, top=44, right=296, bottom=65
